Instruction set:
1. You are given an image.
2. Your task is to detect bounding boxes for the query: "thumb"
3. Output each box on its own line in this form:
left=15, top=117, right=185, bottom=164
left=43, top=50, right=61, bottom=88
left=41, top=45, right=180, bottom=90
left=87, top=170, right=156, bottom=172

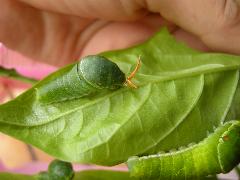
left=147, top=0, right=240, bottom=54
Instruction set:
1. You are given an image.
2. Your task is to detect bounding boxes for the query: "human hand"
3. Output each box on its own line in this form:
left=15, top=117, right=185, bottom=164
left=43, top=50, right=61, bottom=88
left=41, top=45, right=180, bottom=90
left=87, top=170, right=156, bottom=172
left=2, top=0, right=240, bottom=67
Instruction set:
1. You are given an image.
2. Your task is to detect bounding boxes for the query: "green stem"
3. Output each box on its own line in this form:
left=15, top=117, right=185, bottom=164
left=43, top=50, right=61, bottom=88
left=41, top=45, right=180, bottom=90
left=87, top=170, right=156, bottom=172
left=0, top=66, right=38, bottom=84
left=235, top=165, right=240, bottom=178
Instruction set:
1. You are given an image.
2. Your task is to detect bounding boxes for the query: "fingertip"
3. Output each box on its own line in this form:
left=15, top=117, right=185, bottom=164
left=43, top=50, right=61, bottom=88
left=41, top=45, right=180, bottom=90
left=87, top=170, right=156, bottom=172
left=80, top=14, right=176, bottom=57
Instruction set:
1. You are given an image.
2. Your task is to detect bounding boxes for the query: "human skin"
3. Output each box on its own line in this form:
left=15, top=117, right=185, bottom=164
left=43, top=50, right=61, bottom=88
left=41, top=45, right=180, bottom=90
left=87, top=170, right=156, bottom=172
left=1, top=0, right=240, bottom=67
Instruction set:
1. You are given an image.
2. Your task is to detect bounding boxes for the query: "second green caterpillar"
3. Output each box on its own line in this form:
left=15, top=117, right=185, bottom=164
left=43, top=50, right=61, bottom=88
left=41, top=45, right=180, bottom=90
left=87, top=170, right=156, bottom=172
left=127, top=121, right=240, bottom=179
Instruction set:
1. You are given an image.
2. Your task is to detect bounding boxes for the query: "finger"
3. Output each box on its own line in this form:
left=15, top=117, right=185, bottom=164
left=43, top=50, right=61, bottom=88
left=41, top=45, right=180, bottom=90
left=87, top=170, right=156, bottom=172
left=0, top=0, right=93, bottom=66
left=81, top=22, right=208, bottom=57
left=146, top=0, right=226, bottom=36
left=20, top=0, right=240, bottom=54
left=146, top=0, right=240, bottom=54
left=81, top=14, right=176, bottom=56
left=19, top=0, right=148, bottom=21
left=1, top=0, right=175, bottom=66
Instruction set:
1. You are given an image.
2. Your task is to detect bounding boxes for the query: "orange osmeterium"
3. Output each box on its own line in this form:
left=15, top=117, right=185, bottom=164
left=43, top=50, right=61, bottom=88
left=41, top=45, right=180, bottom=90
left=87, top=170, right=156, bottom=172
left=125, top=56, right=141, bottom=88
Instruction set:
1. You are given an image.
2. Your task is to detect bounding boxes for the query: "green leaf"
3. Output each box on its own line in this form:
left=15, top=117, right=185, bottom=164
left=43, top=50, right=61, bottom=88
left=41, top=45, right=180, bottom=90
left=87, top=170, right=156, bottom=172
left=0, top=28, right=240, bottom=176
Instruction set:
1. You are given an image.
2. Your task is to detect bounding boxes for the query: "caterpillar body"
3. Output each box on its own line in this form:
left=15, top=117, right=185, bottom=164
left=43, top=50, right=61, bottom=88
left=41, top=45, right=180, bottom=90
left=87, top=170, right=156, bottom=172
left=37, top=55, right=140, bottom=104
left=127, top=121, right=240, bottom=180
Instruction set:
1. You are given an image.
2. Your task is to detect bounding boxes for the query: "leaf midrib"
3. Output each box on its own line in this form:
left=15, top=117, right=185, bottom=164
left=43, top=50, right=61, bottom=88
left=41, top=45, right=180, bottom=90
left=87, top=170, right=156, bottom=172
left=1, top=64, right=239, bottom=127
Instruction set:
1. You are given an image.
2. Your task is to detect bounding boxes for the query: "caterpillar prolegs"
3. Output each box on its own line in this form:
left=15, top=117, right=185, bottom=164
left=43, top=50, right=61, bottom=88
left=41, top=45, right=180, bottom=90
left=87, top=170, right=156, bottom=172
left=37, top=55, right=140, bottom=103
left=127, top=121, right=240, bottom=179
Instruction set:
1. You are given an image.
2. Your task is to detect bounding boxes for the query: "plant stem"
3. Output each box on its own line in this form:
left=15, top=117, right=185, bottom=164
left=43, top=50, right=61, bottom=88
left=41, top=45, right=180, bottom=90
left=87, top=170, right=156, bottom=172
left=0, top=66, right=38, bottom=84
left=235, top=165, right=240, bottom=178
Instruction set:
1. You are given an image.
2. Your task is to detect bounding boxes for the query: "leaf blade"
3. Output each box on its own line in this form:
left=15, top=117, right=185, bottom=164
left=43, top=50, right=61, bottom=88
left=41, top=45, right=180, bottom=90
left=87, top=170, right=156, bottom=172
left=0, top=29, right=240, bottom=169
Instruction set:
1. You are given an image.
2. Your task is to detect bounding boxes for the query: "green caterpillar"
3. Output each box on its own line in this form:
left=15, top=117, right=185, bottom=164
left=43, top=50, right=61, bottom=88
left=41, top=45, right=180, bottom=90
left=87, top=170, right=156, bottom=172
left=127, top=120, right=240, bottom=179
left=37, top=55, right=140, bottom=104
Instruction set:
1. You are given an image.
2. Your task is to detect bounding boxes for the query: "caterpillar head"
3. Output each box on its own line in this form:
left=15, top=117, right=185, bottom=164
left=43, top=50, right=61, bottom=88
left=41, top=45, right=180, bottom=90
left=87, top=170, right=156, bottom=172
left=78, top=55, right=126, bottom=89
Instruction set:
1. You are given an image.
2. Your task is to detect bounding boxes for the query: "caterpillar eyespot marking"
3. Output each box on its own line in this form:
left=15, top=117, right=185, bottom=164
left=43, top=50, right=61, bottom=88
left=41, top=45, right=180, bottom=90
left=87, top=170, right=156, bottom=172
left=127, top=121, right=240, bottom=180
left=37, top=55, right=141, bottom=104
left=222, top=135, right=229, bottom=141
